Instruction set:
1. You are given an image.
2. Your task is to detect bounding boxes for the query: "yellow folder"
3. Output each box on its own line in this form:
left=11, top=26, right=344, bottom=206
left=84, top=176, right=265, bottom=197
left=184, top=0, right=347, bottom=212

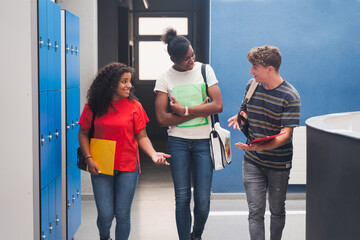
left=87, top=138, right=116, bottom=176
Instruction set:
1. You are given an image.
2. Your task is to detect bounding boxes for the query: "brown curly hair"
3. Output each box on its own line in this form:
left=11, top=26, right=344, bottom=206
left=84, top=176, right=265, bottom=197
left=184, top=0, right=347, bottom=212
left=87, top=62, right=137, bottom=117
left=247, top=45, right=282, bottom=72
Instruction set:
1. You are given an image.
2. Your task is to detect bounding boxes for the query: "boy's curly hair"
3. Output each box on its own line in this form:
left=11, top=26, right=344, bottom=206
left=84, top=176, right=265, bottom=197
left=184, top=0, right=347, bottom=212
left=247, top=45, right=282, bottom=72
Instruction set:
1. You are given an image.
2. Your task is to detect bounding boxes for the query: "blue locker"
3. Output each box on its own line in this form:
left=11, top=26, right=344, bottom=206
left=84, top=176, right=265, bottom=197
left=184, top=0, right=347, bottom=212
left=53, top=4, right=61, bottom=91
left=39, top=0, right=48, bottom=92
left=47, top=1, right=55, bottom=91
left=67, top=162, right=81, bottom=240
left=73, top=15, right=80, bottom=88
left=54, top=91, right=61, bottom=177
left=47, top=91, right=56, bottom=182
left=55, top=176, right=62, bottom=239
left=40, top=92, right=49, bottom=189
left=41, top=187, right=49, bottom=240
left=48, top=181, right=56, bottom=240
left=66, top=89, right=73, bottom=166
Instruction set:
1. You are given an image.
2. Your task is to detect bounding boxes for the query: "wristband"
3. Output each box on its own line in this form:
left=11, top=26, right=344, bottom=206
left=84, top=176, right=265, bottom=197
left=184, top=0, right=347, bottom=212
left=184, top=106, right=189, bottom=116
left=85, top=156, right=93, bottom=161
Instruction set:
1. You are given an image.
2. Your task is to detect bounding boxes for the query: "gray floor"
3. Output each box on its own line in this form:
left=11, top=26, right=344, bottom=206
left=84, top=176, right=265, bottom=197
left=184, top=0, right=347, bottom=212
left=74, top=159, right=306, bottom=240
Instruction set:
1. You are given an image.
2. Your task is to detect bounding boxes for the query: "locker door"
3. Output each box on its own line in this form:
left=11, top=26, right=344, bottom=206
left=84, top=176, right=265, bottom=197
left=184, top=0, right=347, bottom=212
left=66, top=89, right=73, bottom=166
left=48, top=181, right=56, bottom=240
left=41, top=187, right=49, bottom=240
left=47, top=0, right=55, bottom=91
left=74, top=15, right=80, bottom=88
left=40, top=92, right=49, bottom=189
left=47, top=91, right=56, bottom=182
left=39, top=0, right=48, bottom=92
left=55, top=176, right=62, bottom=239
left=53, top=3, right=61, bottom=91
left=54, top=91, right=61, bottom=178
left=66, top=164, right=74, bottom=240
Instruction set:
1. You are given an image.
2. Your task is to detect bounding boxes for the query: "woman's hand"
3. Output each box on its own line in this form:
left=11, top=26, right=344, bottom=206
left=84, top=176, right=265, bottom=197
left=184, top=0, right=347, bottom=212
left=169, top=96, right=185, bottom=116
left=151, top=152, right=171, bottom=166
left=87, top=158, right=100, bottom=175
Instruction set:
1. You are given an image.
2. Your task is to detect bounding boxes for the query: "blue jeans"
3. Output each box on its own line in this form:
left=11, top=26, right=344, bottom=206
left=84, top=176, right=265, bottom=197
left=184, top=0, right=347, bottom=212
left=91, top=166, right=139, bottom=240
left=167, top=136, right=213, bottom=240
left=242, top=160, right=290, bottom=240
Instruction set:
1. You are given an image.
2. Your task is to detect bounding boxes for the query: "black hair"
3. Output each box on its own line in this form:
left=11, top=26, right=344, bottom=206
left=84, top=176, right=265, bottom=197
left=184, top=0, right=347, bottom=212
left=86, top=62, right=137, bottom=117
left=161, top=28, right=191, bottom=60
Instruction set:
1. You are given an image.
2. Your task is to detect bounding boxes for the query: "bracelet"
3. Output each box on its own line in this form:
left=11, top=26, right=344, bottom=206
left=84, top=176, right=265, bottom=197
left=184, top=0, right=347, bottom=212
left=184, top=106, right=189, bottom=116
left=85, top=156, right=93, bottom=160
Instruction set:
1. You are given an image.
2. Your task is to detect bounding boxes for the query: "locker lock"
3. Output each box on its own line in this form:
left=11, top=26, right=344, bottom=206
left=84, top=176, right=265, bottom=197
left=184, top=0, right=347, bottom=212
left=41, top=135, right=45, bottom=145
left=48, top=132, right=52, bottom=142
left=55, top=130, right=59, bottom=138
left=56, top=215, right=60, bottom=225
left=39, top=37, right=43, bottom=48
left=66, top=44, right=69, bottom=53
left=71, top=121, right=75, bottom=128
left=49, top=223, right=53, bottom=233
left=41, top=232, right=46, bottom=239
left=66, top=124, right=70, bottom=130
left=77, top=190, right=80, bottom=197
left=76, top=47, right=79, bottom=55
left=72, top=195, right=75, bottom=203
left=55, top=41, right=58, bottom=51
left=48, top=39, right=51, bottom=50
left=67, top=200, right=71, bottom=209
left=71, top=46, right=74, bottom=54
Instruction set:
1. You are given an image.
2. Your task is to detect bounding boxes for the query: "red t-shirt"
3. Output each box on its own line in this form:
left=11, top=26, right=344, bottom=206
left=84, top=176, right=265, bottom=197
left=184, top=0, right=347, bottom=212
left=78, top=98, right=149, bottom=172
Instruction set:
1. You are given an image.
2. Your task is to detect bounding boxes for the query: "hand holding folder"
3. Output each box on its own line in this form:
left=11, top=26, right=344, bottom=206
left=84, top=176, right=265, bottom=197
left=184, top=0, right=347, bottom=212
left=87, top=138, right=116, bottom=175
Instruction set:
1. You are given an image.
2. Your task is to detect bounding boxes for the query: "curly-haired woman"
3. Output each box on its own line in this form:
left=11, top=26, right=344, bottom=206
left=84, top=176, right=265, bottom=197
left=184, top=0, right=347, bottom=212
left=154, top=28, right=223, bottom=240
left=78, top=62, right=170, bottom=240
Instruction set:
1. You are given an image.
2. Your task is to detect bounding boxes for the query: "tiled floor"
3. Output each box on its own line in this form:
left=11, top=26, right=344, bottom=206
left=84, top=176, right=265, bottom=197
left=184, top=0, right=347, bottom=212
left=74, top=158, right=306, bottom=240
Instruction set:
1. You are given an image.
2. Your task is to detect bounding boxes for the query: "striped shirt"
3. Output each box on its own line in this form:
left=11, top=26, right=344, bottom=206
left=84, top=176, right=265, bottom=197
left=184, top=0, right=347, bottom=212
left=240, top=78, right=301, bottom=170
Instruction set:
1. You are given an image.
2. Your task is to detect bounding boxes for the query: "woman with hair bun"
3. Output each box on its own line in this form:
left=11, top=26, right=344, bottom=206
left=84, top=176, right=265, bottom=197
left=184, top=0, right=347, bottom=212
left=78, top=62, right=170, bottom=240
left=154, top=28, right=223, bottom=240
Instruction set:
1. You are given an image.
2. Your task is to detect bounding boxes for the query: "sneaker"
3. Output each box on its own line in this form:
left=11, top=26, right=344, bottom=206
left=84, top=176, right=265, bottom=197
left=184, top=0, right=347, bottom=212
left=191, top=232, right=202, bottom=240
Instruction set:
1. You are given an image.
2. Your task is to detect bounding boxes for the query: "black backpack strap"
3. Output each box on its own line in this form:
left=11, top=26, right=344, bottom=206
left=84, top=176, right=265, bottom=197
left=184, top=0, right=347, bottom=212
left=201, top=64, right=219, bottom=127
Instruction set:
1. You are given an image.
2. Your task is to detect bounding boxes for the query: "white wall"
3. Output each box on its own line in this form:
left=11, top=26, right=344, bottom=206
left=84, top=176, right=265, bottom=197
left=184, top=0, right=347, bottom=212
left=0, top=0, right=39, bottom=239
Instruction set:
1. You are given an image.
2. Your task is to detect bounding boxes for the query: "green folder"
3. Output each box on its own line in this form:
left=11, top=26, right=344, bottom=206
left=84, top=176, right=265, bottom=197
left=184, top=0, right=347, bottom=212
left=172, top=82, right=209, bottom=128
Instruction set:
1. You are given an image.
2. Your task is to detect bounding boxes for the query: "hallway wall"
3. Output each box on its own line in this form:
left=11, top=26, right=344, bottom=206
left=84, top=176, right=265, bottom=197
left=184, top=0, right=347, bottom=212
left=210, top=0, right=360, bottom=192
left=0, top=1, right=39, bottom=239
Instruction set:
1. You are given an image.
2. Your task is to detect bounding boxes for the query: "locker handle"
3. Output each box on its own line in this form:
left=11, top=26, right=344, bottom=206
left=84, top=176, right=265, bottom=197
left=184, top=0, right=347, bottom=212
left=71, top=123, right=75, bottom=128
left=49, top=224, right=53, bottom=232
left=42, top=232, right=46, bottom=239
left=66, top=125, right=70, bottom=130
left=55, top=41, right=58, bottom=51
left=76, top=47, right=79, bottom=55
left=77, top=190, right=80, bottom=197
left=71, top=46, right=74, bottom=54
left=48, top=134, right=52, bottom=142
left=72, top=195, right=75, bottom=203
left=55, top=131, right=59, bottom=138
left=66, top=44, right=69, bottom=53
left=48, top=39, right=51, bottom=49
left=41, top=135, right=45, bottom=145
left=67, top=201, right=71, bottom=209
left=56, top=216, right=60, bottom=225
left=39, top=37, right=43, bottom=48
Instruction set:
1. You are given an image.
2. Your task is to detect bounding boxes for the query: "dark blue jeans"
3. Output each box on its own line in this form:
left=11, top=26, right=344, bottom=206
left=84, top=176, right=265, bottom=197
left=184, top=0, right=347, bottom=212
left=91, top=166, right=139, bottom=240
left=167, top=136, right=213, bottom=240
left=242, top=160, right=290, bottom=240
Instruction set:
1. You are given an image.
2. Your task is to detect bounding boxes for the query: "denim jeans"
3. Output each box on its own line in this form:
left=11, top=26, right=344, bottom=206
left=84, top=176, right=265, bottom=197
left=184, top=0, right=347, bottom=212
left=91, top=166, right=139, bottom=240
left=242, top=160, right=290, bottom=240
left=167, top=136, right=213, bottom=240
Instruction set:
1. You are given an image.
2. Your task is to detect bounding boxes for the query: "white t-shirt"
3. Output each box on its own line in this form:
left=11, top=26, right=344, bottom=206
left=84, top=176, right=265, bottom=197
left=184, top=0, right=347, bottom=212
left=154, top=62, right=218, bottom=139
